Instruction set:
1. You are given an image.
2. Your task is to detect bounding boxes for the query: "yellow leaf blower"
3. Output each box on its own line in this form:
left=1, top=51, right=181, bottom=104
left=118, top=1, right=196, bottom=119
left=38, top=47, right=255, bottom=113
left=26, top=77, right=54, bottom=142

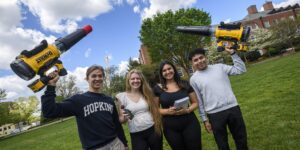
left=10, top=25, right=93, bottom=92
left=176, top=22, right=251, bottom=52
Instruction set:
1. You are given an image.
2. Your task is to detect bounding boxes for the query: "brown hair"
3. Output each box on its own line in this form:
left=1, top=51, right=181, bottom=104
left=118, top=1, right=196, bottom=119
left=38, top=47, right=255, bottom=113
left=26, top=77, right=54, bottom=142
left=126, top=69, right=162, bottom=134
left=158, top=60, right=187, bottom=90
left=86, top=65, right=105, bottom=79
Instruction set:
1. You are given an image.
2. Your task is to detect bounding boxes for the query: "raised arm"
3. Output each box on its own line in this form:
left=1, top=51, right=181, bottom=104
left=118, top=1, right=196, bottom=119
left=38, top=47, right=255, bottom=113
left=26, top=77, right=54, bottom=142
left=222, top=45, right=247, bottom=75
left=41, top=72, right=76, bottom=118
left=41, top=86, right=77, bottom=118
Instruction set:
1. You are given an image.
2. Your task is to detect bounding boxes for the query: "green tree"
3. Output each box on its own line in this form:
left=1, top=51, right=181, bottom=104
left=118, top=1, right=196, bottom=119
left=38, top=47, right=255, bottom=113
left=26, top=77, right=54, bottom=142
left=0, top=89, right=13, bottom=126
left=9, top=96, right=39, bottom=131
left=269, top=17, right=300, bottom=49
left=248, top=28, right=273, bottom=50
left=0, top=88, right=7, bottom=100
left=127, top=57, right=140, bottom=71
left=102, top=66, right=126, bottom=97
left=10, top=96, right=40, bottom=124
left=206, top=39, right=231, bottom=64
left=41, top=74, right=80, bottom=123
left=109, top=75, right=126, bottom=96
left=140, top=8, right=211, bottom=76
left=0, top=102, right=13, bottom=126
left=56, top=75, right=81, bottom=98
left=138, top=63, right=160, bottom=88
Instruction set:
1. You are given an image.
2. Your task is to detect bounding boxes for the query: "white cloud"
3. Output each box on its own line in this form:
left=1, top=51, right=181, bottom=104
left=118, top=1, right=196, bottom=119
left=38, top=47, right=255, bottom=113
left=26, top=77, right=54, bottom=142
left=127, top=0, right=136, bottom=5
left=132, top=57, right=139, bottom=61
left=140, top=0, right=196, bottom=19
left=117, top=61, right=129, bottom=75
left=84, top=48, right=92, bottom=58
left=0, top=74, right=36, bottom=100
left=133, top=5, right=140, bottom=13
left=224, top=18, right=231, bottom=23
left=0, top=0, right=56, bottom=70
left=20, top=0, right=113, bottom=33
left=259, top=0, right=300, bottom=11
left=0, top=28, right=56, bottom=69
left=115, top=57, right=138, bottom=75
left=0, top=0, right=22, bottom=30
left=68, top=67, right=89, bottom=91
left=273, top=0, right=300, bottom=8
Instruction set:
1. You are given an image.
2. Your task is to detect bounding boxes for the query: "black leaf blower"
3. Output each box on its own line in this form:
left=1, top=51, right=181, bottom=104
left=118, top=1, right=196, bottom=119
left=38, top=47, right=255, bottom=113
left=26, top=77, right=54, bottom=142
left=176, top=22, right=251, bottom=52
left=10, top=25, right=93, bottom=92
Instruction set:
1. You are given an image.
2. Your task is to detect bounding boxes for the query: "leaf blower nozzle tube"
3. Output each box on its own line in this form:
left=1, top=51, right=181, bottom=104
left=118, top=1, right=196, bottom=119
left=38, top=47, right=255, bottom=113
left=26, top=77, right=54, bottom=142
left=55, top=25, right=93, bottom=53
left=176, top=26, right=215, bottom=36
left=176, top=22, right=251, bottom=52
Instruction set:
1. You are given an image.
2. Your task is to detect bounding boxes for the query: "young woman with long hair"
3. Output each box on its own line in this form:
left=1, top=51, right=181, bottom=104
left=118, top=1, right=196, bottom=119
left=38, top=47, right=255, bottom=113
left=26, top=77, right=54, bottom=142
left=116, top=69, right=162, bottom=150
left=153, top=60, right=202, bottom=150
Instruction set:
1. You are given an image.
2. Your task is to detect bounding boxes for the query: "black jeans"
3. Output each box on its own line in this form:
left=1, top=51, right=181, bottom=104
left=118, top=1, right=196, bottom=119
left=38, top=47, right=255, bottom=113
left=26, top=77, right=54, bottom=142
left=207, top=106, right=248, bottom=150
left=130, top=126, right=162, bottom=150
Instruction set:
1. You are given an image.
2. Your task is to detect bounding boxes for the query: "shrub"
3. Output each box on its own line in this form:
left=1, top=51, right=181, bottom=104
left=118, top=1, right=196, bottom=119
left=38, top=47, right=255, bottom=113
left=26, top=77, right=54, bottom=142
left=268, top=47, right=281, bottom=56
left=246, top=50, right=261, bottom=61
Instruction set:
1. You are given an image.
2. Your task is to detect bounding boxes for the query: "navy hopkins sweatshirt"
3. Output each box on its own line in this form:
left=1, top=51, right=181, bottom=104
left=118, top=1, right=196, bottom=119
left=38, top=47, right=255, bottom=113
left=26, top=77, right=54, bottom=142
left=41, top=86, right=127, bottom=150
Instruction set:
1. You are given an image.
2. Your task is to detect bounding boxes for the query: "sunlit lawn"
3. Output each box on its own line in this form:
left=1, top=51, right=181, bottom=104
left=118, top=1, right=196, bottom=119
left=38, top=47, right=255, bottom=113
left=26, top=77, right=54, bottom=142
left=0, top=52, right=299, bottom=150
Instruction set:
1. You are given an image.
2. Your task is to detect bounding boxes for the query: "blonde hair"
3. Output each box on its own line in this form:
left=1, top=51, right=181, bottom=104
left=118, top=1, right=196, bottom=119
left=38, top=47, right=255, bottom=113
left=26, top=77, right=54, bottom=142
left=126, top=69, right=162, bottom=134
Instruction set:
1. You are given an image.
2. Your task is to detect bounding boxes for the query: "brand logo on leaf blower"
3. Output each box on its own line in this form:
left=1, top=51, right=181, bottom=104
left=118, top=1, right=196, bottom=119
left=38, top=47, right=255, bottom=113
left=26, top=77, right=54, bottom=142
left=36, top=51, right=53, bottom=63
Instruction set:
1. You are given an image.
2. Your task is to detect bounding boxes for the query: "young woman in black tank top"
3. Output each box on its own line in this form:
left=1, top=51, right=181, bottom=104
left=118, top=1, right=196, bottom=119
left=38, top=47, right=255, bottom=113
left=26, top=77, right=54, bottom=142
left=153, top=60, right=202, bottom=150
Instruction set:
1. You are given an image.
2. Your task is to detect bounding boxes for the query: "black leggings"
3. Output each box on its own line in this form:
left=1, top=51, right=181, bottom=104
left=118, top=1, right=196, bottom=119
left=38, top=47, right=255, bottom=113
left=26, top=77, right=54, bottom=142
left=130, top=126, right=162, bottom=150
left=163, top=113, right=202, bottom=150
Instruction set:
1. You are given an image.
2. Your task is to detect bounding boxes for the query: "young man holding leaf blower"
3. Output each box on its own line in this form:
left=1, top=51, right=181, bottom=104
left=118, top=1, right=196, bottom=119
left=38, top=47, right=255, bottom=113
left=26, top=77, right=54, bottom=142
left=189, top=45, right=248, bottom=150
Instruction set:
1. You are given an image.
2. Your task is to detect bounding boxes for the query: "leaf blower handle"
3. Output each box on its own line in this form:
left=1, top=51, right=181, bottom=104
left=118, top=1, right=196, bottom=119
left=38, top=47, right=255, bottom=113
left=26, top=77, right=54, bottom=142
left=27, top=70, right=59, bottom=93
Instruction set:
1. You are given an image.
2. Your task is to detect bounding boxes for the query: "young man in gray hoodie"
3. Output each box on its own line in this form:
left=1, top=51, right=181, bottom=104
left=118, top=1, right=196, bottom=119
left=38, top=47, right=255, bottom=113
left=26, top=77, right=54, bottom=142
left=189, top=46, right=248, bottom=150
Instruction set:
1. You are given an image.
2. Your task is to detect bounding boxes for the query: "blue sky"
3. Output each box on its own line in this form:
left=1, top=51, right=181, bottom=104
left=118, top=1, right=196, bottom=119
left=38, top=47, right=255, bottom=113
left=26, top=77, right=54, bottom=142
left=0, top=0, right=298, bottom=100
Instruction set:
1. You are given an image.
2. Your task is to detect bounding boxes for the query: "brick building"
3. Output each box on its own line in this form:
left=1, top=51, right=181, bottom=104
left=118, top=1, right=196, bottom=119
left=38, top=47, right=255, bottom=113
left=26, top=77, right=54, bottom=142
left=242, top=1, right=300, bottom=29
left=139, top=44, right=152, bottom=65
left=138, top=1, right=300, bottom=64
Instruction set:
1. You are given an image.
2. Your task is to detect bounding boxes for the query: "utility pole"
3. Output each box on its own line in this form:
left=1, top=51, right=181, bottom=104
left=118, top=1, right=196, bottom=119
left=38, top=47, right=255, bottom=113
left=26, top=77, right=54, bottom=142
left=104, top=55, right=110, bottom=87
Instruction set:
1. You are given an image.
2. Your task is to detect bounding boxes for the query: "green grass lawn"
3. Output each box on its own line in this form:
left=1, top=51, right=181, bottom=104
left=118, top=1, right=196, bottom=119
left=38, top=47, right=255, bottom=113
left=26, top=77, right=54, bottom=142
left=1, top=53, right=299, bottom=150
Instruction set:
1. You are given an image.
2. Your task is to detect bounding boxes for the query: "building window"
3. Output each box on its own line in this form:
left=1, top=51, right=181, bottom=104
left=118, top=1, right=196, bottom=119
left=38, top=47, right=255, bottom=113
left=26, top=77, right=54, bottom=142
left=0, top=128, right=2, bottom=132
left=8, top=126, right=11, bottom=129
left=263, top=21, right=270, bottom=28
left=275, top=19, right=279, bottom=24
left=280, top=17, right=286, bottom=21
left=4, top=127, right=6, bottom=130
